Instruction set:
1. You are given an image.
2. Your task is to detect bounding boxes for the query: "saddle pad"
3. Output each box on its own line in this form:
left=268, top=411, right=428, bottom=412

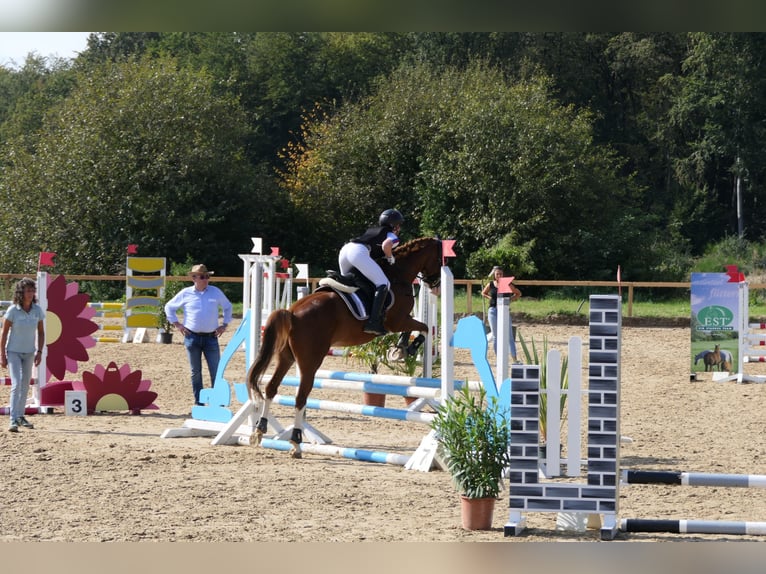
left=317, top=283, right=368, bottom=320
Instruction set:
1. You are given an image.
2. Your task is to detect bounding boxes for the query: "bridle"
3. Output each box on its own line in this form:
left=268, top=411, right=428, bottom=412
left=419, top=270, right=441, bottom=289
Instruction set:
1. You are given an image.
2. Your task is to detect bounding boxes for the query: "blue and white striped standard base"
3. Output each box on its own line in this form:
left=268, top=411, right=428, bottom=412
left=623, top=470, right=766, bottom=489
left=620, top=519, right=766, bottom=535
left=255, top=438, right=411, bottom=466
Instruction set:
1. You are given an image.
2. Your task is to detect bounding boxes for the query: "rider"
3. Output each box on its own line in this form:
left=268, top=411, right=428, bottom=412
left=339, top=208, right=404, bottom=336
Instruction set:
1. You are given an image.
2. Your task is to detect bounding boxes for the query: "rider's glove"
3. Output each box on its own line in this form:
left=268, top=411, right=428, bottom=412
left=386, top=255, right=395, bottom=265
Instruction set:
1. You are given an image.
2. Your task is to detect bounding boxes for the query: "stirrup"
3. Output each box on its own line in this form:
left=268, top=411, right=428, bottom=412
left=363, top=320, right=387, bottom=336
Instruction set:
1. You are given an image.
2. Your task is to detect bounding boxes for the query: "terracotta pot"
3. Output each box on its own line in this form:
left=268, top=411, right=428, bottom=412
left=460, top=495, right=496, bottom=530
left=363, top=392, right=386, bottom=407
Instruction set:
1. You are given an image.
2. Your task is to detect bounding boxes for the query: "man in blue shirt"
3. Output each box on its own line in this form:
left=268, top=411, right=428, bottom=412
left=165, top=264, right=233, bottom=405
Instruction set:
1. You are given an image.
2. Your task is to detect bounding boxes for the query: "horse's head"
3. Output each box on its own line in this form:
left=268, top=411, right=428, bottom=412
left=391, top=237, right=443, bottom=293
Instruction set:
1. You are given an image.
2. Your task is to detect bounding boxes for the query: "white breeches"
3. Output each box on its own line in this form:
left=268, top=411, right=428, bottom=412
left=338, top=242, right=389, bottom=288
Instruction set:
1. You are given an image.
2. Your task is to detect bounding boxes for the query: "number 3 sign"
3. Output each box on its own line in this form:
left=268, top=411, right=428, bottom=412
left=64, top=390, right=87, bottom=416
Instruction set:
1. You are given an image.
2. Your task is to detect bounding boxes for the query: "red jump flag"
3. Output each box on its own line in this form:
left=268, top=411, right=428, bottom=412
left=127, top=244, right=138, bottom=255
left=498, top=276, right=515, bottom=294
left=441, top=239, right=456, bottom=266
left=38, top=251, right=56, bottom=268
left=270, top=247, right=280, bottom=257
left=726, top=264, right=745, bottom=283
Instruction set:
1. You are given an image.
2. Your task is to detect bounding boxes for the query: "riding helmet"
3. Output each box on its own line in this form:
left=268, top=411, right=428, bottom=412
left=379, top=209, right=404, bottom=227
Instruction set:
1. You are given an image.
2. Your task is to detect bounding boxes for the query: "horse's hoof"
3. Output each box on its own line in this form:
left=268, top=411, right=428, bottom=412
left=250, top=430, right=264, bottom=446
left=289, top=440, right=302, bottom=459
left=387, top=347, right=405, bottom=362
left=289, top=447, right=303, bottom=459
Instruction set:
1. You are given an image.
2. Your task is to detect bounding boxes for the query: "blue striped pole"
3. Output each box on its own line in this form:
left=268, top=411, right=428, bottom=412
left=280, top=376, right=440, bottom=399
left=313, top=369, right=482, bottom=391
left=620, top=519, right=766, bottom=535
left=623, top=470, right=766, bottom=488
left=257, top=438, right=410, bottom=466
left=271, top=394, right=435, bottom=425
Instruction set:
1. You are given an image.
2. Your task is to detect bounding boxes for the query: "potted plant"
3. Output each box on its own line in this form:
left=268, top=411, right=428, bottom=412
left=156, top=278, right=183, bottom=344
left=517, top=332, right=569, bottom=448
left=156, top=290, right=174, bottom=343
left=347, top=334, right=394, bottom=406
left=431, top=385, right=511, bottom=530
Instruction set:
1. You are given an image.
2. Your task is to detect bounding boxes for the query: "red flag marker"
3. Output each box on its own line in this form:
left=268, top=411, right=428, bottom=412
left=726, top=264, right=745, bottom=282
left=38, top=252, right=56, bottom=268
left=441, top=239, right=456, bottom=266
left=127, top=244, right=138, bottom=255
left=498, top=276, right=515, bottom=294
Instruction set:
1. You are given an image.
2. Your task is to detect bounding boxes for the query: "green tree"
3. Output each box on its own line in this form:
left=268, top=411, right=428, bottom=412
left=281, top=61, right=647, bottom=279
left=666, top=33, right=766, bottom=247
left=0, top=55, right=267, bottom=276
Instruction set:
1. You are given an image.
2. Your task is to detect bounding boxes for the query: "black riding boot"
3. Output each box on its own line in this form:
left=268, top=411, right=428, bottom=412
left=364, top=285, right=388, bottom=336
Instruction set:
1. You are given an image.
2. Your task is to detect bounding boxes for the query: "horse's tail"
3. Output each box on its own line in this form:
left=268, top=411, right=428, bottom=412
left=247, top=309, right=293, bottom=401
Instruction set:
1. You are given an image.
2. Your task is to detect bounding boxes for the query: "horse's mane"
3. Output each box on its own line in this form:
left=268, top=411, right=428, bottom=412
left=393, top=237, right=438, bottom=258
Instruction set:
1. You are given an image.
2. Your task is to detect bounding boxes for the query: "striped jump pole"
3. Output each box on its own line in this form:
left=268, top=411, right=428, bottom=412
left=279, top=375, right=442, bottom=400
left=253, top=438, right=410, bottom=466
left=313, top=369, right=482, bottom=391
left=620, top=519, right=766, bottom=536
left=270, top=394, right=436, bottom=425
left=623, top=470, right=766, bottom=489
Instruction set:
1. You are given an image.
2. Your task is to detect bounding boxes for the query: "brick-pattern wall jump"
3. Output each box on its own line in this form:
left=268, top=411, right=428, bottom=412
left=505, top=295, right=622, bottom=538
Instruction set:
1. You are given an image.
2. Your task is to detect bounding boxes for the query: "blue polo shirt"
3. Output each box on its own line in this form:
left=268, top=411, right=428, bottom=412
left=164, top=285, right=233, bottom=333
left=3, top=304, right=45, bottom=353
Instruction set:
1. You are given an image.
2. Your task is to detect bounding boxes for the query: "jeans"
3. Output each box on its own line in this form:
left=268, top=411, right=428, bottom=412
left=183, top=333, right=221, bottom=404
left=7, top=351, right=34, bottom=422
left=488, top=306, right=518, bottom=359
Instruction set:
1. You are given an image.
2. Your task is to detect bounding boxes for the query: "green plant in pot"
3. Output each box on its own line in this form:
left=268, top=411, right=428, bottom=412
left=431, top=385, right=511, bottom=530
left=156, top=277, right=183, bottom=343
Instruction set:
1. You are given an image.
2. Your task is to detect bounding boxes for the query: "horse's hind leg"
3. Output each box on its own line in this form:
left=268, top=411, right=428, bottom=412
left=287, top=352, right=327, bottom=459
left=250, top=398, right=272, bottom=446
left=252, top=349, right=294, bottom=446
left=288, top=408, right=306, bottom=459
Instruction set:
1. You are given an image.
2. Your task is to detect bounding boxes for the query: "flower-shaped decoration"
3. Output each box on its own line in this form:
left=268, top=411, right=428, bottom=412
left=45, top=274, right=98, bottom=382
left=73, top=362, right=158, bottom=414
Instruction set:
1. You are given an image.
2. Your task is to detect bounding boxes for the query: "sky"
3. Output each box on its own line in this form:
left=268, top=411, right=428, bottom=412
left=0, top=32, right=91, bottom=68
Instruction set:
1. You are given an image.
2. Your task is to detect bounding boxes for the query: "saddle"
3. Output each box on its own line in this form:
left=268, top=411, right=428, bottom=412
left=318, top=269, right=393, bottom=320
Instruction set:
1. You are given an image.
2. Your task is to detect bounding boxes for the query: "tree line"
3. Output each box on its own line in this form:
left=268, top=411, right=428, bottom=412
left=1, top=32, right=764, bottom=288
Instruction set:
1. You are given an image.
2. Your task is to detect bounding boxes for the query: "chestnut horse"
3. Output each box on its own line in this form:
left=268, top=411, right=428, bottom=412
left=247, top=237, right=443, bottom=458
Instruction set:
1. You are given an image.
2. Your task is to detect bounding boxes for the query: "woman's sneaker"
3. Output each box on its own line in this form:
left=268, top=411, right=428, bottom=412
left=8, top=421, right=18, bottom=432
left=17, top=416, right=34, bottom=429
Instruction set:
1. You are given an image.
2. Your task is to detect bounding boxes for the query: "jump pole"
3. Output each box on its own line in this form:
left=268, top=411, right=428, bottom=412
left=619, top=519, right=766, bottom=536
left=623, top=470, right=766, bottom=488
left=269, top=394, right=436, bottom=425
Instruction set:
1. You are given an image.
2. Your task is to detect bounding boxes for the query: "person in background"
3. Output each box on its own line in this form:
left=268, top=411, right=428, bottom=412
left=1, top=278, right=45, bottom=432
left=165, top=263, right=233, bottom=406
left=339, top=208, right=403, bottom=335
left=482, top=265, right=522, bottom=362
